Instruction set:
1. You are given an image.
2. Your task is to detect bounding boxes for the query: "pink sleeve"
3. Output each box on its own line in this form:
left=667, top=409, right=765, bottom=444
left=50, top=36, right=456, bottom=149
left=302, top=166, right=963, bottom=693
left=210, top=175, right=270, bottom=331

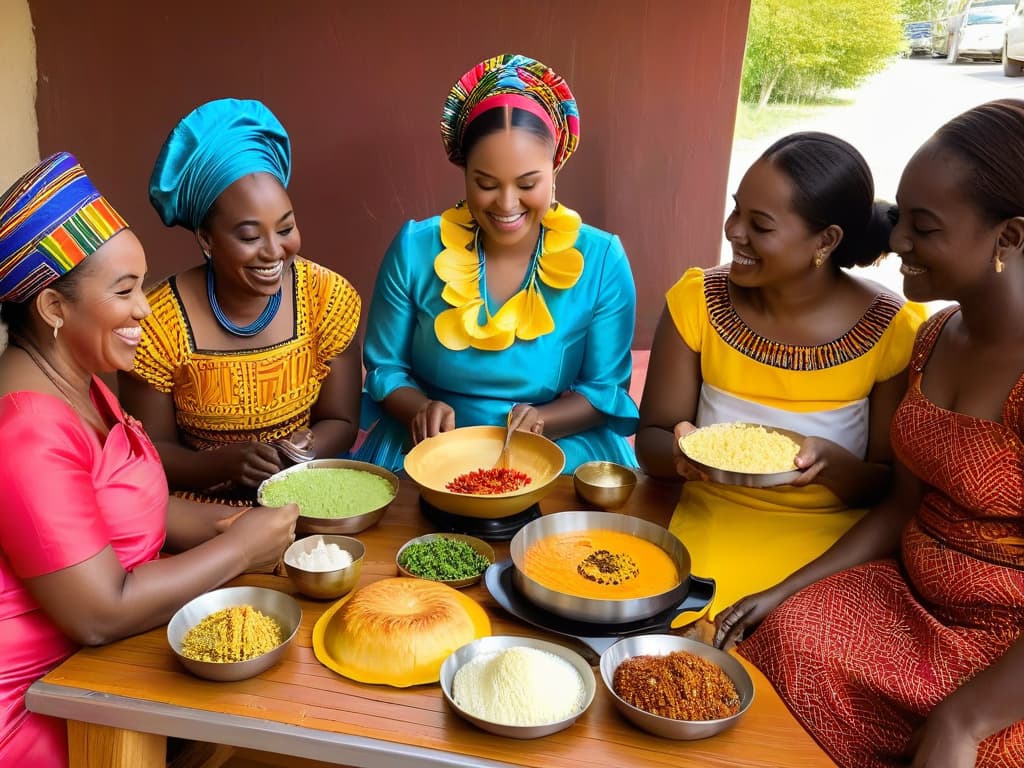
left=0, top=393, right=111, bottom=578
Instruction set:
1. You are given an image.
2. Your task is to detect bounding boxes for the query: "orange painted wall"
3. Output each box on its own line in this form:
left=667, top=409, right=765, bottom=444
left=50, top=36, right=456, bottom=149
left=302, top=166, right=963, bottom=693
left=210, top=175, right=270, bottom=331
left=30, top=0, right=749, bottom=347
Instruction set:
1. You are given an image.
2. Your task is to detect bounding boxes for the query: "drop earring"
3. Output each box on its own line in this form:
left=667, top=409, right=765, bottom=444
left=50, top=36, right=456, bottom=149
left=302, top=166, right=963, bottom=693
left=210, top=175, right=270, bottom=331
left=995, top=253, right=1005, bottom=273
left=551, top=182, right=557, bottom=209
left=813, top=248, right=826, bottom=268
left=52, top=319, right=62, bottom=340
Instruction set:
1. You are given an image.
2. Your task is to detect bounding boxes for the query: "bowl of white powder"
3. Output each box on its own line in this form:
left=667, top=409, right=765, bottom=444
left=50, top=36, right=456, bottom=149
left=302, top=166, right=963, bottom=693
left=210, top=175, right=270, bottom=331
left=283, top=534, right=364, bottom=600
left=439, top=635, right=596, bottom=738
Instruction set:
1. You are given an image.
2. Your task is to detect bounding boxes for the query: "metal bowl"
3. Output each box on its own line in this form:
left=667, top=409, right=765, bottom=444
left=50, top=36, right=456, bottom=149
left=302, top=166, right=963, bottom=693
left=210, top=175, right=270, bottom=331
left=573, top=461, right=638, bottom=509
left=283, top=534, right=365, bottom=600
left=599, top=634, right=754, bottom=739
left=679, top=423, right=805, bottom=488
left=509, top=511, right=691, bottom=624
left=396, top=533, right=495, bottom=589
left=440, top=635, right=596, bottom=739
left=167, top=586, right=302, bottom=682
left=257, top=458, right=399, bottom=534
left=403, top=426, right=565, bottom=519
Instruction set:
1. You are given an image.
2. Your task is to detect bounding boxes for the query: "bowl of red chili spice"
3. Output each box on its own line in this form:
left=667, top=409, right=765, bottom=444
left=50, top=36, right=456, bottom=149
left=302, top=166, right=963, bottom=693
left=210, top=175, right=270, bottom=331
left=403, top=426, right=565, bottom=519
left=599, top=634, right=754, bottom=739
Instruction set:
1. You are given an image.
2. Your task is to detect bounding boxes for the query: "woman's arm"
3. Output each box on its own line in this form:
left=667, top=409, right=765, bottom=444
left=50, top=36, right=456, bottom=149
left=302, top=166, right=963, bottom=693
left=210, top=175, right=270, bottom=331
left=21, top=501, right=298, bottom=647
left=714, top=458, right=923, bottom=646
left=117, top=373, right=280, bottom=490
left=790, top=368, right=910, bottom=506
left=908, top=638, right=1024, bottom=767
left=636, top=306, right=702, bottom=479
left=307, top=340, right=362, bottom=456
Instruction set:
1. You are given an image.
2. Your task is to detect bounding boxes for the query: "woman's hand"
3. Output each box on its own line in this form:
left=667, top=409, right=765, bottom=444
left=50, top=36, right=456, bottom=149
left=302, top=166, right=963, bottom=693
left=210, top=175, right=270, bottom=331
left=713, top=584, right=791, bottom=649
left=789, top=435, right=841, bottom=486
left=906, top=700, right=981, bottom=768
left=508, top=403, right=545, bottom=435
left=216, top=440, right=282, bottom=488
left=221, top=503, right=299, bottom=571
left=673, top=421, right=708, bottom=481
left=411, top=399, right=456, bottom=444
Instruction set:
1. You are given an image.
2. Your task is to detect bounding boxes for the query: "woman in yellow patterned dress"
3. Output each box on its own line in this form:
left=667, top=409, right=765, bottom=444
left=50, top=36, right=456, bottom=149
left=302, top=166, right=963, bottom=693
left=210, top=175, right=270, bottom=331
left=119, top=99, right=361, bottom=504
left=636, top=132, right=926, bottom=617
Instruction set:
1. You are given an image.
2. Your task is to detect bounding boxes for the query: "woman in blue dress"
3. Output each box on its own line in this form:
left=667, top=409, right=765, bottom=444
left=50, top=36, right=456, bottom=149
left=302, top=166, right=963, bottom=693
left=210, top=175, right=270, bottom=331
left=357, top=54, right=638, bottom=473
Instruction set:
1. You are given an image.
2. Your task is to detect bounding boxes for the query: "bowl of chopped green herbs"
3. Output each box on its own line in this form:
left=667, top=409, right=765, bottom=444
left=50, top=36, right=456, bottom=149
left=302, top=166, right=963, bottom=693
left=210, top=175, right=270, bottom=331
left=258, top=459, right=399, bottom=535
left=396, top=533, right=496, bottom=589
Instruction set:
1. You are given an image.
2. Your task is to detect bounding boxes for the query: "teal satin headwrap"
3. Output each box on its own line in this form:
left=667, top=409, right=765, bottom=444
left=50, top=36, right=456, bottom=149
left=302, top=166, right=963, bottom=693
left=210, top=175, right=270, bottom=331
left=149, top=98, right=291, bottom=232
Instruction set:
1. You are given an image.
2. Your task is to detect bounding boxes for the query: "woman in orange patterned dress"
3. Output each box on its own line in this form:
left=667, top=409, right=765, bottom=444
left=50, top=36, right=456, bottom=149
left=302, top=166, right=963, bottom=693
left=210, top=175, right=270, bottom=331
left=119, top=99, right=362, bottom=504
left=718, top=100, right=1024, bottom=768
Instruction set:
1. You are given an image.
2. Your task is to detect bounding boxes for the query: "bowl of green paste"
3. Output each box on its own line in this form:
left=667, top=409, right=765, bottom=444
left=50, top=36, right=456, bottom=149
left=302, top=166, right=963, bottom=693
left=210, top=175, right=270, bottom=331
left=258, top=459, right=399, bottom=534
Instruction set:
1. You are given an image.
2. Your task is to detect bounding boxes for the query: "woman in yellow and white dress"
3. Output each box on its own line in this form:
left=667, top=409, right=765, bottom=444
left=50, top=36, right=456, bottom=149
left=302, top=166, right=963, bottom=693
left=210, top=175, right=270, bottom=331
left=636, top=132, right=926, bottom=618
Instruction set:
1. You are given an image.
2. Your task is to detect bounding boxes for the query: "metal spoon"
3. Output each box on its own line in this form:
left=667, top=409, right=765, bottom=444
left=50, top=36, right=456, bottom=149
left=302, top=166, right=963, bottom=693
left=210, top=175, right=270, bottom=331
left=493, top=407, right=515, bottom=469
left=274, top=429, right=316, bottom=464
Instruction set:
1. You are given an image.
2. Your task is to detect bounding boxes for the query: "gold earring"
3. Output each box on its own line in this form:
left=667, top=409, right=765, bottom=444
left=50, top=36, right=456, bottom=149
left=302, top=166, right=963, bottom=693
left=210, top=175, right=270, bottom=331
left=52, top=319, right=62, bottom=340
left=551, top=182, right=557, bottom=209
left=813, top=248, right=826, bottom=268
left=995, top=253, right=1005, bottom=273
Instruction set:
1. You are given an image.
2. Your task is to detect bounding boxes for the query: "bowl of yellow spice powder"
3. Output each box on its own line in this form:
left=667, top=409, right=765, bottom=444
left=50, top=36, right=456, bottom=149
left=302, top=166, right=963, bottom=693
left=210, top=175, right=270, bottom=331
left=168, top=586, right=302, bottom=681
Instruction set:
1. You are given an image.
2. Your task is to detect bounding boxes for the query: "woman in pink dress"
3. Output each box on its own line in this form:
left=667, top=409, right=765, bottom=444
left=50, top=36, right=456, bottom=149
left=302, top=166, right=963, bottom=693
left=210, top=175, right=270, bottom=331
left=716, top=100, right=1024, bottom=768
left=0, top=153, right=299, bottom=767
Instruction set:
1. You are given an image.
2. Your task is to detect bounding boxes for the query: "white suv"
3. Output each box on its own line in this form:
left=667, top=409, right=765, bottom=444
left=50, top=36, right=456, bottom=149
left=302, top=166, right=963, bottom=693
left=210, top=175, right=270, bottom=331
left=1004, top=0, right=1024, bottom=75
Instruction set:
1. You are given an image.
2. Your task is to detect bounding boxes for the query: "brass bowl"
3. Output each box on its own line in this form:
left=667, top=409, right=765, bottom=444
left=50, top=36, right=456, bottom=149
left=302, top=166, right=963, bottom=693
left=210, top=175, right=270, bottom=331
left=283, top=534, right=365, bottom=600
left=573, top=461, right=638, bottom=509
left=396, top=533, right=495, bottom=589
left=167, top=586, right=301, bottom=682
left=257, top=459, right=399, bottom=534
left=403, top=426, right=564, bottom=519
left=599, top=634, right=754, bottom=739
left=678, top=423, right=805, bottom=488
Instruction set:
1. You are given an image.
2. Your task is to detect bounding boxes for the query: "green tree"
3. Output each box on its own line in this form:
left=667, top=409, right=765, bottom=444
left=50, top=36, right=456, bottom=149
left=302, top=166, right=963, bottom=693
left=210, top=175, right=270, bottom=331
left=899, top=0, right=944, bottom=20
left=742, top=0, right=905, bottom=107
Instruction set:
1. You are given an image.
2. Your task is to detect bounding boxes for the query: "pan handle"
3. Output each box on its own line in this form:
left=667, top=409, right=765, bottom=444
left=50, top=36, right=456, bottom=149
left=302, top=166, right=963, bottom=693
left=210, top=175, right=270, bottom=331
left=667, top=574, right=716, bottom=629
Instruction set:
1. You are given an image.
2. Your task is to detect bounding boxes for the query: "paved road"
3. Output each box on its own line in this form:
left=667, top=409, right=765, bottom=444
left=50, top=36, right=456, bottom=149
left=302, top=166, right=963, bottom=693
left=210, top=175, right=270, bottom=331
left=722, top=56, right=1024, bottom=300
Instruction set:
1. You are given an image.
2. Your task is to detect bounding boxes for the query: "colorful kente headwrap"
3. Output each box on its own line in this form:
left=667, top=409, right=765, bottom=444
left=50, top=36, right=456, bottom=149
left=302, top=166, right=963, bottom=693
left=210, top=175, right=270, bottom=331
left=0, top=152, right=128, bottom=304
left=149, top=98, right=291, bottom=232
left=441, top=54, right=580, bottom=171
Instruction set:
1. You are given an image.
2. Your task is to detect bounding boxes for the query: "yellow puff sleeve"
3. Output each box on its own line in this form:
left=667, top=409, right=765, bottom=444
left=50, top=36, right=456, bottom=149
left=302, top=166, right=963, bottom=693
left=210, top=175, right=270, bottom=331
left=304, top=260, right=361, bottom=368
left=874, top=300, right=928, bottom=382
left=664, top=267, right=709, bottom=353
left=132, top=280, right=185, bottom=394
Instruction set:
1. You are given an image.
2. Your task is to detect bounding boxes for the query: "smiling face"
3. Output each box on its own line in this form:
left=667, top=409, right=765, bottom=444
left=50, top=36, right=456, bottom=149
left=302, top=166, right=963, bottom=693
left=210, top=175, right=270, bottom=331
left=198, top=172, right=300, bottom=298
left=464, top=127, right=555, bottom=255
left=891, top=140, right=1003, bottom=303
left=57, top=229, right=151, bottom=373
left=723, top=159, right=825, bottom=288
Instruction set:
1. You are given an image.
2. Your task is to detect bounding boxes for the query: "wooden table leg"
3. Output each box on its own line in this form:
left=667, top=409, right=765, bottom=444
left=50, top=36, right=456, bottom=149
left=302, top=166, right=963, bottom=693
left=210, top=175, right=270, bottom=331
left=67, top=721, right=165, bottom=768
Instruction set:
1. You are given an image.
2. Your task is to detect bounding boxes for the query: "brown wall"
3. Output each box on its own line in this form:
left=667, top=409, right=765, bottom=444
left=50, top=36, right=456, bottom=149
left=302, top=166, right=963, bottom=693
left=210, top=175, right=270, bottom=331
left=30, top=0, right=749, bottom=348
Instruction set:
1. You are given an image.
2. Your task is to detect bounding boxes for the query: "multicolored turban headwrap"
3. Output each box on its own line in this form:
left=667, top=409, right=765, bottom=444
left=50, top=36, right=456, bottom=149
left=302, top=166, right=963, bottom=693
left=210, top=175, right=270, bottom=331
left=149, top=98, right=291, bottom=232
left=0, top=152, right=128, bottom=304
left=441, top=54, right=580, bottom=171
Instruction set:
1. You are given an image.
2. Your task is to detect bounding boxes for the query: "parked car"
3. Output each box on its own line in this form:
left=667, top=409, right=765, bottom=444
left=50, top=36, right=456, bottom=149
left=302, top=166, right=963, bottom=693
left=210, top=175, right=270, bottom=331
left=903, top=20, right=934, bottom=55
left=939, top=0, right=1016, bottom=63
left=1004, top=0, right=1024, bottom=75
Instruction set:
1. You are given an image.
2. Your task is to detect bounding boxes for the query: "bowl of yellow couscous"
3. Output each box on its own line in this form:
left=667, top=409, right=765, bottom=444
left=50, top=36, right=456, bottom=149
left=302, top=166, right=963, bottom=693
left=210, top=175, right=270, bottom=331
left=167, top=586, right=302, bottom=682
left=257, top=458, right=399, bottom=535
left=678, top=422, right=805, bottom=488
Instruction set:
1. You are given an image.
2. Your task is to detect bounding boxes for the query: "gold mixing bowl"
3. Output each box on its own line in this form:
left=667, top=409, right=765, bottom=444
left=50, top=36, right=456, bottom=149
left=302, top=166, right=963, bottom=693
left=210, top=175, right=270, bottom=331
left=403, top=426, right=565, bottom=519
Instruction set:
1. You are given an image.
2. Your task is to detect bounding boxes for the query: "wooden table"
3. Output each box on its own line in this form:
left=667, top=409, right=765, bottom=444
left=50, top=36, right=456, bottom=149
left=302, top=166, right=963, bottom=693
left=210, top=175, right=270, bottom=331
left=27, top=475, right=835, bottom=768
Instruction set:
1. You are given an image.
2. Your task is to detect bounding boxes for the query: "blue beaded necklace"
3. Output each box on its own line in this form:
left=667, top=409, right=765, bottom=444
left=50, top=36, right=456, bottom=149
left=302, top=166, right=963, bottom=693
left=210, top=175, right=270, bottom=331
left=206, top=264, right=282, bottom=337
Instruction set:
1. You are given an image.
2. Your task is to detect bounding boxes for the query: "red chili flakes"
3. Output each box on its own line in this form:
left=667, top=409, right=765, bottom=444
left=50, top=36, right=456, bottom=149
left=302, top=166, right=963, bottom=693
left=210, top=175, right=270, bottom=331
left=613, top=651, right=740, bottom=721
left=445, top=467, right=532, bottom=495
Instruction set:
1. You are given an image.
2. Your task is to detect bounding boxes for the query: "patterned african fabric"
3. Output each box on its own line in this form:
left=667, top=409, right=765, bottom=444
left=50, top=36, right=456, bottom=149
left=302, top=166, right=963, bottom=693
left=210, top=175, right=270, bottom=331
left=0, top=152, right=127, bottom=303
left=356, top=210, right=638, bottom=474
left=0, top=377, right=167, bottom=768
left=433, top=202, right=583, bottom=350
left=441, top=54, right=580, bottom=171
left=149, top=99, right=290, bottom=232
left=666, top=266, right=926, bottom=614
left=130, top=259, right=360, bottom=503
left=740, top=306, right=1024, bottom=768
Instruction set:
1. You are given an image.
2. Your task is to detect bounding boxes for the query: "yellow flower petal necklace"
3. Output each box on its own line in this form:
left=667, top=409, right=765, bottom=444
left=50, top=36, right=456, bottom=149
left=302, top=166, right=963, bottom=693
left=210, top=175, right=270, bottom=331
left=433, top=202, right=584, bottom=351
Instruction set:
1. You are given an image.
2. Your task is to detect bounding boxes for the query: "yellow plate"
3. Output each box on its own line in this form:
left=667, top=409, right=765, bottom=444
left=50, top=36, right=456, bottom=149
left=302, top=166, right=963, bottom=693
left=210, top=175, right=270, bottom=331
left=312, top=577, right=491, bottom=687
left=403, top=426, right=565, bottom=519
